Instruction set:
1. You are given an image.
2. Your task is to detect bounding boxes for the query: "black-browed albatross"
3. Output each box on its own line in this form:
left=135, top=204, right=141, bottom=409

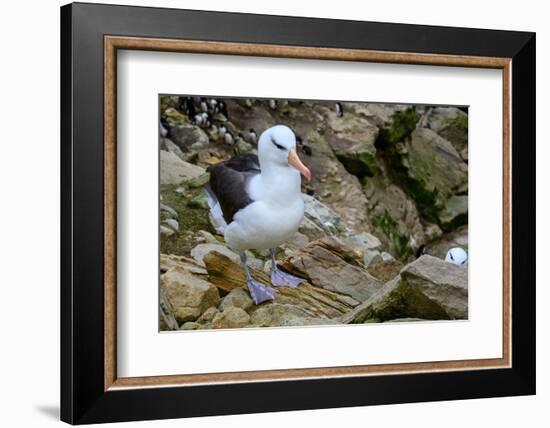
left=206, top=125, right=312, bottom=304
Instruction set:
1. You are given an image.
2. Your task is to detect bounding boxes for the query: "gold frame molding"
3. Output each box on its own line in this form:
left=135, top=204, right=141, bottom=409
left=104, top=36, right=512, bottom=391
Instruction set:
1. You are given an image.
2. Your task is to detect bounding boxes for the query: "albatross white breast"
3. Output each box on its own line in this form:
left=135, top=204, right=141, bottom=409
left=206, top=125, right=312, bottom=304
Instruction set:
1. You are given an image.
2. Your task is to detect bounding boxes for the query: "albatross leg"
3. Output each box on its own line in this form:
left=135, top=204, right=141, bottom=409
left=270, top=248, right=304, bottom=288
left=240, top=253, right=277, bottom=304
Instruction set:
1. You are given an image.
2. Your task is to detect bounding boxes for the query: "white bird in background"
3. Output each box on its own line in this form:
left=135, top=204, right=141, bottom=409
left=248, top=128, right=257, bottom=144
left=224, top=131, right=234, bottom=145
left=206, top=125, right=312, bottom=304
left=335, top=102, right=344, bottom=117
left=445, top=247, right=468, bottom=265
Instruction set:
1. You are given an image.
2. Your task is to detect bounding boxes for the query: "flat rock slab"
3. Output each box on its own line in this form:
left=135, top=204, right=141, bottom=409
left=340, top=276, right=450, bottom=324
left=203, top=250, right=359, bottom=319
left=160, top=150, right=205, bottom=185
left=281, top=236, right=384, bottom=303
left=400, top=254, right=468, bottom=319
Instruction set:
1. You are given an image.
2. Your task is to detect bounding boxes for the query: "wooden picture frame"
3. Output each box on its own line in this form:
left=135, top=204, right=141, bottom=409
left=61, top=2, right=535, bottom=424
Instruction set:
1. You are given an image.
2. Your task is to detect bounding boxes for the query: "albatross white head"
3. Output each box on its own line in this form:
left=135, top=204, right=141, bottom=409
left=257, top=125, right=312, bottom=182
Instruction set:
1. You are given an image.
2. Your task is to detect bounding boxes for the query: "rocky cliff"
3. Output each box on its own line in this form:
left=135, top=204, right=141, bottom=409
left=159, top=97, right=468, bottom=330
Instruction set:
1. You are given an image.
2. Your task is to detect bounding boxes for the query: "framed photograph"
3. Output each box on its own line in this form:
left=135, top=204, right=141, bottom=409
left=60, top=2, right=535, bottom=424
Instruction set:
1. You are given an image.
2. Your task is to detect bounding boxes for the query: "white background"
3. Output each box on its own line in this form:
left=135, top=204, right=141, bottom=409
left=0, top=0, right=546, bottom=427
left=118, top=51, right=503, bottom=377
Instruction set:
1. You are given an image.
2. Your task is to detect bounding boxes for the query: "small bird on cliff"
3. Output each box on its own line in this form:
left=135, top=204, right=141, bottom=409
left=445, top=247, right=468, bottom=265
left=224, top=131, right=234, bottom=145
left=415, top=244, right=427, bottom=258
left=248, top=128, right=257, bottom=144
left=206, top=125, right=312, bottom=304
left=159, top=118, right=170, bottom=138
left=335, top=102, right=344, bottom=117
left=218, top=101, right=228, bottom=118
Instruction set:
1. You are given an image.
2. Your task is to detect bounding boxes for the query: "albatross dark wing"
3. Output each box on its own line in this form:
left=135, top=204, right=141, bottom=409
left=207, top=154, right=261, bottom=224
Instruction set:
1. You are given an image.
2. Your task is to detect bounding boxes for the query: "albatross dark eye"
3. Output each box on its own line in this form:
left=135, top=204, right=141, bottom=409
left=271, top=139, right=286, bottom=151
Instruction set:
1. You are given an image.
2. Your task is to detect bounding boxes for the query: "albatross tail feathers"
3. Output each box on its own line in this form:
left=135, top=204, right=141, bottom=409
left=205, top=184, right=227, bottom=234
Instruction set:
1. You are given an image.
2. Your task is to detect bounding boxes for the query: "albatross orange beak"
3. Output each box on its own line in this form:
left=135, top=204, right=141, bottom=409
left=288, top=148, right=312, bottom=181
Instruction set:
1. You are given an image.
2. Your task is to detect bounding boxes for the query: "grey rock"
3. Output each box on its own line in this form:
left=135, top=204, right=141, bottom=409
left=219, top=288, right=253, bottom=312
left=163, top=218, right=179, bottom=232
left=278, top=317, right=336, bottom=327
left=160, top=138, right=186, bottom=161
left=301, top=193, right=352, bottom=237
left=250, top=303, right=313, bottom=327
left=367, top=259, right=404, bottom=283
left=160, top=202, right=178, bottom=218
left=161, top=267, right=221, bottom=323
left=160, top=150, right=205, bottom=185
left=384, top=318, right=427, bottom=323
left=191, top=243, right=240, bottom=267
left=406, top=128, right=468, bottom=226
left=424, top=223, right=443, bottom=242
left=194, top=230, right=220, bottom=244
left=197, top=307, right=219, bottom=324
left=326, top=111, right=380, bottom=177
left=283, top=231, right=310, bottom=250
left=340, top=275, right=450, bottom=324
left=349, top=103, right=410, bottom=128
left=180, top=321, right=200, bottom=330
left=168, top=123, right=210, bottom=158
left=190, top=243, right=263, bottom=270
left=160, top=253, right=207, bottom=275
left=425, top=107, right=468, bottom=153
left=235, top=139, right=256, bottom=155
left=212, top=307, right=251, bottom=329
left=299, top=130, right=371, bottom=233
left=368, top=174, right=426, bottom=260
left=343, top=232, right=382, bottom=252
left=400, top=255, right=468, bottom=319
left=281, top=237, right=383, bottom=302
left=187, top=172, right=210, bottom=189
left=363, top=249, right=383, bottom=267
left=160, top=225, right=175, bottom=237
left=438, top=195, right=468, bottom=231
left=188, top=192, right=209, bottom=209
left=159, top=285, right=179, bottom=331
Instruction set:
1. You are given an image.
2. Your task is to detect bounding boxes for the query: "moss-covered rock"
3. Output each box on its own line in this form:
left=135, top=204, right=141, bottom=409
left=365, top=172, right=426, bottom=261
left=342, top=276, right=450, bottom=324
left=160, top=96, right=179, bottom=115
left=160, top=183, right=214, bottom=257
left=438, top=195, right=468, bottom=231
left=371, top=209, right=412, bottom=261
left=163, top=107, right=190, bottom=126
left=326, top=111, right=380, bottom=177
left=382, top=106, right=419, bottom=145
left=425, top=107, right=468, bottom=153
left=378, top=120, right=468, bottom=230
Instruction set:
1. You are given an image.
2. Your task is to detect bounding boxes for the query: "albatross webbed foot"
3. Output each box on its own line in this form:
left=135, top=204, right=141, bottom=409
left=246, top=278, right=277, bottom=305
left=269, top=247, right=304, bottom=288
left=240, top=252, right=276, bottom=304
left=271, top=267, right=304, bottom=288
